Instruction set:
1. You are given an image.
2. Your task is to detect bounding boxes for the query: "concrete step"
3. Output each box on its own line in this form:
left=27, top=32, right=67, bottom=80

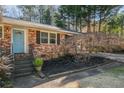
left=14, top=72, right=33, bottom=78
left=13, top=53, right=35, bottom=78
left=14, top=53, right=33, bottom=61
left=15, top=64, right=33, bottom=69
left=14, top=67, right=34, bottom=74
left=15, top=60, right=33, bottom=65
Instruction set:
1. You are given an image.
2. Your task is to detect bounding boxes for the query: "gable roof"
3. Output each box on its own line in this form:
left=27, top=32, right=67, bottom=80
left=1, top=16, right=79, bottom=34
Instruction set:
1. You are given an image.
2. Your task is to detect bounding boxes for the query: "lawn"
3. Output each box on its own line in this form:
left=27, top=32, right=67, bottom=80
left=79, top=63, right=124, bottom=88
left=108, top=66, right=124, bottom=75
left=34, top=62, right=124, bottom=88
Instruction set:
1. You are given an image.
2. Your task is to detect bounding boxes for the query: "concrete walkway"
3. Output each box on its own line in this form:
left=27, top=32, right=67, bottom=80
left=13, top=75, right=46, bottom=88
left=34, top=62, right=124, bottom=88
left=93, top=53, right=124, bottom=63
left=13, top=53, right=124, bottom=88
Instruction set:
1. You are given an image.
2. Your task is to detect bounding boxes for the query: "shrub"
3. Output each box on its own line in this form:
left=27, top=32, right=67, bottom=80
left=0, top=55, right=14, bottom=88
left=33, top=57, right=44, bottom=72
left=33, top=57, right=44, bottom=67
left=0, top=55, right=14, bottom=79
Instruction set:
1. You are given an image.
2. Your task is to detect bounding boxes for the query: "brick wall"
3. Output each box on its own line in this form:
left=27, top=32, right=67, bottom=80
left=0, top=26, right=67, bottom=59
left=28, top=28, right=66, bottom=60
left=0, top=25, right=11, bottom=55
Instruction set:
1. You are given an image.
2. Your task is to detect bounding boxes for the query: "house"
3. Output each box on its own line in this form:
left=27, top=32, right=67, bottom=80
left=0, top=16, right=78, bottom=60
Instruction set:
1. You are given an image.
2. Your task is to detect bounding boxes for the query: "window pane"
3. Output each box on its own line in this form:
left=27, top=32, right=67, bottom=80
left=50, top=33, right=56, bottom=44
left=41, top=38, right=48, bottom=43
left=41, top=32, right=48, bottom=37
left=50, top=39, right=56, bottom=44
left=0, top=26, right=2, bottom=38
left=40, top=32, right=48, bottom=43
left=50, top=33, right=56, bottom=39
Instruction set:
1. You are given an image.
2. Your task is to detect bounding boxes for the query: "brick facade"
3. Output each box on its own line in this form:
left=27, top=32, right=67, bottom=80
left=0, top=25, right=12, bottom=55
left=0, top=25, right=67, bottom=60
left=28, top=28, right=65, bottom=60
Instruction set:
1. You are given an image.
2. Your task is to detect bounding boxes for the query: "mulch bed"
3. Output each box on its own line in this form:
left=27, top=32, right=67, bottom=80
left=42, top=54, right=109, bottom=76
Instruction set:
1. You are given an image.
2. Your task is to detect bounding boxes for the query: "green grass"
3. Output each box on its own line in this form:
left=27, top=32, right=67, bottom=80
left=107, top=66, right=124, bottom=75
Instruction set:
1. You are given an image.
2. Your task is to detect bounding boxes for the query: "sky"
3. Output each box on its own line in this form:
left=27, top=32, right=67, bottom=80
left=4, top=5, right=22, bottom=18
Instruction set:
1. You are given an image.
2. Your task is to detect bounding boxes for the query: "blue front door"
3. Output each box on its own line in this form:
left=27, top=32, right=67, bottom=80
left=13, top=29, right=24, bottom=53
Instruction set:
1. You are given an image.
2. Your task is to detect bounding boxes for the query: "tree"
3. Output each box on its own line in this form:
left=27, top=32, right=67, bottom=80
left=104, top=13, right=124, bottom=37
left=13, top=5, right=123, bottom=33
left=37, top=5, right=45, bottom=23
left=42, top=8, right=52, bottom=25
left=18, top=5, right=56, bottom=25
left=54, top=12, right=65, bottom=28
left=55, top=5, right=84, bottom=32
left=96, top=5, right=121, bottom=32
left=92, top=6, right=96, bottom=32
left=0, top=6, right=5, bottom=22
left=18, top=5, right=36, bottom=21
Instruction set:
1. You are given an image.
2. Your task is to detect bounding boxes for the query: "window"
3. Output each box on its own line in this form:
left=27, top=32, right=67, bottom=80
left=50, top=33, right=56, bottom=44
left=0, top=26, right=2, bottom=38
left=40, top=32, right=48, bottom=43
left=38, top=32, right=57, bottom=44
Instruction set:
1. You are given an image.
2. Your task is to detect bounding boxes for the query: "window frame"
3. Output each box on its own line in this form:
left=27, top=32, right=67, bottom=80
left=39, top=31, right=57, bottom=45
left=49, top=33, right=57, bottom=44
left=0, top=25, right=4, bottom=39
left=40, top=32, right=49, bottom=44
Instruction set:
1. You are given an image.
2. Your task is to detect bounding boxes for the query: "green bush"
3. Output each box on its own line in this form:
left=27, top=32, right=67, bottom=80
left=33, top=57, right=44, bottom=72
left=33, top=57, right=44, bottom=67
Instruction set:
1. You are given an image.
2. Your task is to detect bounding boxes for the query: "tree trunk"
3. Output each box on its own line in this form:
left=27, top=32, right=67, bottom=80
left=87, top=15, right=91, bottom=32
left=120, top=23, right=123, bottom=37
left=120, top=16, right=124, bottom=37
left=73, top=15, right=75, bottom=31
left=40, top=16, right=42, bottom=23
left=68, top=16, right=70, bottom=30
left=79, top=17, right=82, bottom=32
left=30, top=16, right=32, bottom=21
left=0, top=6, right=3, bottom=22
left=75, top=6, right=78, bottom=32
left=98, top=11, right=102, bottom=32
left=93, top=7, right=96, bottom=32
left=75, top=16, right=78, bottom=32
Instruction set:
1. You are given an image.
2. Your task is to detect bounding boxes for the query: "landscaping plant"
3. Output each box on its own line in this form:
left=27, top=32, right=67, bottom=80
left=0, top=55, right=14, bottom=87
left=33, top=57, right=44, bottom=73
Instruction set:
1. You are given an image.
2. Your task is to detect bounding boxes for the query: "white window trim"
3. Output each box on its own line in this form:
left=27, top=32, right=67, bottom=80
left=40, top=32, right=49, bottom=44
left=49, top=33, right=57, bottom=44
left=0, top=25, right=4, bottom=39
left=39, top=31, right=57, bottom=45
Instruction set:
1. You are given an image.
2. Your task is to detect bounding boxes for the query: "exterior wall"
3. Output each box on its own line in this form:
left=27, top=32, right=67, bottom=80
left=0, top=24, right=68, bottom=60
left=28, top=28, right=66, bottom=60
left=0, top=25, right=12, bottom=55
left=60, top=34, right=65, bottom=40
